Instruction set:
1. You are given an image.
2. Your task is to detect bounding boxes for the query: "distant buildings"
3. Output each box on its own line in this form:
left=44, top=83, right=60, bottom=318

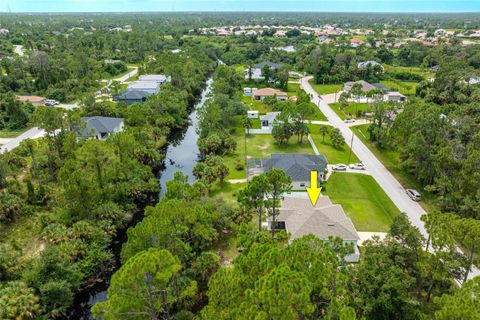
left=116, top=74, right=171, bottom=105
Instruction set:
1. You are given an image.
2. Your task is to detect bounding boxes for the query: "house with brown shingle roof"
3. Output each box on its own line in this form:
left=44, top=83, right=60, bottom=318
left=252, top=88, right=287, bottom=101
left=268, top=195, right=360, bottom=262
left=16, top=95, right=46, bottom=107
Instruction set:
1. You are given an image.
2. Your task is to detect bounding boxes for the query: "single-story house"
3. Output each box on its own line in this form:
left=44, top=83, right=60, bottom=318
left=267, top=195, right=360, bottom=262
left=253, top=88, right=287, bottom=101
left=384, top=91, right=407, bottom=102
left=247, top=110, right=259, bottom=119
left=138, top=74, right=172, bottom=86
left=247, top=61, right=284, bottom=80
left=247, top=153, right=328, bottom=189
left=127, top=81, right=160, bottom=95
left=16, top=95, right=46, bottom=107
left=357, top=61, right=385, bottom=72
left=343, top=80, right=377, bottom=93
left=79, top=116, right=124, bottom=140
left=115, top=89, right=151, bottom=105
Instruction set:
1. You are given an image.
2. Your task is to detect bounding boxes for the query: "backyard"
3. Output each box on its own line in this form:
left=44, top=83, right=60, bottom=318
left=380, top=80, right=418, bottom=95
left=323, top=172, right=400, bottom=232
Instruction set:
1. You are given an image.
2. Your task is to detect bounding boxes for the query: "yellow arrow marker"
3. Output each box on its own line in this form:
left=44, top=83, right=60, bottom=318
left=306, top=170, right=322, bottom=206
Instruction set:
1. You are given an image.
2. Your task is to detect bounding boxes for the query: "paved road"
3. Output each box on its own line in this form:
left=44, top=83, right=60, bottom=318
left=301, top=76, right=479, bottom=281
left=94, top=66, right=139, bottom=99
left=0, top=127, right=45, bottom=154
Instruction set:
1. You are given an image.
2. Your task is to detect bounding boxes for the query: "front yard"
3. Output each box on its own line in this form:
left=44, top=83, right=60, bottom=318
left=323, top=172, right=400, bottom=232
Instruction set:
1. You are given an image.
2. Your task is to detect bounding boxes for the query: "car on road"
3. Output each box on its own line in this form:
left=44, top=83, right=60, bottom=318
left=349, top=163, right=366, bottom=170
left=332, top=164, right=347, bottom=171
left=344, top=118, right=355, bottom=123
left=45, top=99, right=59, bottom=106
left=406, top=189, right=421, bottom=201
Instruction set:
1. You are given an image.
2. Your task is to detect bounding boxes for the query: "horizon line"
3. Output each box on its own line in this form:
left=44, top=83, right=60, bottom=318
left=2, top=11, right=480, bottom=14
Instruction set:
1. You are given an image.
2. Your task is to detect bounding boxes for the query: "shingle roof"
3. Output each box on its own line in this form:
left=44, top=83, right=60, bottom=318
left=253, top=88, right=287, bottom=97
left=344, top=80, right=377, bottom=93
left=272, top=195, right=360, bottom=241
left=80, top=116, right=124, bottom=138
left=252, top=154, right=328, bottom=181
left=117, top=89, right=151, bottom=100
left=254, top=61, right=283, bottom=69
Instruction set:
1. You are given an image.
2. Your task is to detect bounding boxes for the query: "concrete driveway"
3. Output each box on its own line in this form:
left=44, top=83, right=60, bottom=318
left=0, top=127, right=46, bottom=154
left=301, top=76, right=479, bottom=281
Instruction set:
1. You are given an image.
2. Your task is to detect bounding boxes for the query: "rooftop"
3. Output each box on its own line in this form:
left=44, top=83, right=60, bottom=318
left=80, top=116, right=124, bottom=138
left=344, top=80, right=377, bottom=93
left=253, top=88, right=287, bottom=97
left=127, top=81, right=161, bottom=90
left=248, top=153, right=328, bottom=182
left=271, top=195, right=360, bottom=241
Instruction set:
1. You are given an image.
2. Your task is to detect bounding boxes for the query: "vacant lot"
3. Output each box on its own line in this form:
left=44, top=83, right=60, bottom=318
left=308, top=124, right=359, bottom=164
left=329, top=102, right=371, bottom=120
left=323, top=172, right=400, bottom=232
left=308, top=79, right=342, bottom=95
left=380, top=80, right=418, bottom=95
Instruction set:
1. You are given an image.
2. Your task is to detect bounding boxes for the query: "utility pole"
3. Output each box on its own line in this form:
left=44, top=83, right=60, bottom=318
left=348, top=132, right=354, bottom=163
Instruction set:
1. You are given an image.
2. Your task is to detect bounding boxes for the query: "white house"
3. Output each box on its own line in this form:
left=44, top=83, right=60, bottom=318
left=138, top=74, right=172, bottom=86
left=127, top=81, right=160, bottom=95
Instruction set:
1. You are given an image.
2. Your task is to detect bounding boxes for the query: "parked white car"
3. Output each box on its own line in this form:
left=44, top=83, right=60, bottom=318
left=332, top=164, right=347, bottom=171
left=344, top=118, right=355, bottom=123
left=406, top=189, right=421, bottom=201
left=349, top=163, right=366, bottom=170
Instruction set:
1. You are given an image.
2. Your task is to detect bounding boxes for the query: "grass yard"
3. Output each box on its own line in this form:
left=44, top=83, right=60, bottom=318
left=308, top=79, right=342, bottom=95
left=330, top=102, right=371, bottom=120
left=242, top=96, right=272, bottom=114
left=0, top=127, right=31, bottom=138
left=308, top=124, right=359, bottom=164
left=351, top=124, right=437, bottom=213
left=223, top=123, right=316, bottom=180
left=323, top=173, right=400, bottom=232
left=383, top=64, right=433, bottom=79
left=211, top=182, right=247, bottom=205
left=380, top=80, right=418, bottom=95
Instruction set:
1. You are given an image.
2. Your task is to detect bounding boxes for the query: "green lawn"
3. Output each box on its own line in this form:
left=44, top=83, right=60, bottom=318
left=323, top=173, right=400, bottom=232
left=211, top=182, right=247, bottom=205
left=330, top=102, right=371, bottom=120
left=351, top=124, right=437, bottom=213
left=380, top=80, right=418, bottom=95
left=308, top=124, right=359, bottom=164
left=308, top=79, right=342, bottom=95
left=0, top=127, right=31, bottom=138
left=224, top=123, right=316, bottom=180
left=383, top=64, right=433, bottom=79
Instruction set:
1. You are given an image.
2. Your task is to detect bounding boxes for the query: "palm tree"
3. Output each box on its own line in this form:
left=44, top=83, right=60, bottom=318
left=243, top=116, right=253, bottom=136
left=319, top=126, right=329, bottom=142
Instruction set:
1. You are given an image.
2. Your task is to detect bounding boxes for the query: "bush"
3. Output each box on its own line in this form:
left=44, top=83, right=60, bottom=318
left=235, top=161, right=245, bottom=171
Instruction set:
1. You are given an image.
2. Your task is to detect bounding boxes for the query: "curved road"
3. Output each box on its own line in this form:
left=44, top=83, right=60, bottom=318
left=301, top=76, right=479, bottom=281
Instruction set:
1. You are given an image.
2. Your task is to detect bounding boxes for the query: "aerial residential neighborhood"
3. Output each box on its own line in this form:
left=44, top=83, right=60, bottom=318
left=0, top=3, right=479, bottom=320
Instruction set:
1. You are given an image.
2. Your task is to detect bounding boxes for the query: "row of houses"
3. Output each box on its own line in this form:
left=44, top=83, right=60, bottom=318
left=116, top=74, right=171, bottom=105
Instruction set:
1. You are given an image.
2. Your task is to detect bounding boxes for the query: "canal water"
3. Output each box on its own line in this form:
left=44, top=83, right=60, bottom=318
left=68, top=77, right=212, bottom=319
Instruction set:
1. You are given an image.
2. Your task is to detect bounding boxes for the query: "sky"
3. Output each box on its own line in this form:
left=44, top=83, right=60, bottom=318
left=4, top=0, right=480, bottom=13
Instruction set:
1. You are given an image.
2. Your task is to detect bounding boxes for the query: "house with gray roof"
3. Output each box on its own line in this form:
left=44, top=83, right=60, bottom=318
left=343, top=80, right=377, bottom=93
left=247, top=61, right=284, bottom=80
left=248, top=153, right=328, bottom=189
left=115, top=89, right=151, bottom=105
left=268, top=195, right=360, bottom=262
left=79, top=116, right=124, bottom=140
